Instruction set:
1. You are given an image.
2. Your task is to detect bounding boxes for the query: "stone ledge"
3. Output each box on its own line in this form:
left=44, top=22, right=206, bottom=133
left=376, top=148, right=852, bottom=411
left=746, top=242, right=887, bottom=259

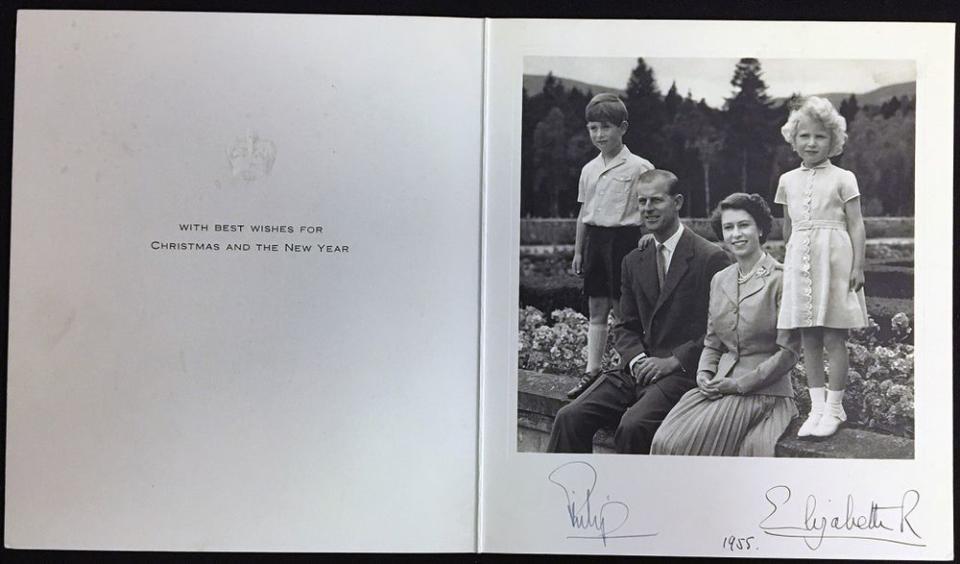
left=520, top=217, right=915, bottom=246
left=518, top=369, right=913, bottom=458
left=519, top=237, right=914, bottom=257
left=518, top=370, right=616, bottom=452
left=776, top=420, right=914, bottom=459
left=518, top=412, right=615, bottom=454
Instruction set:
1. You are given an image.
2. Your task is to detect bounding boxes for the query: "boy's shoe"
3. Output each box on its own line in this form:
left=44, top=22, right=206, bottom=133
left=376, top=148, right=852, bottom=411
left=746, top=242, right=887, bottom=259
left=566, top=370, right=601, bottom=399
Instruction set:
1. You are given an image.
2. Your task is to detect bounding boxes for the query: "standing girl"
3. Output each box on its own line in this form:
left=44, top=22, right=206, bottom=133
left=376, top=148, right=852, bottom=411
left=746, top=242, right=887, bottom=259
left=775, top=96, right=868, bottom=438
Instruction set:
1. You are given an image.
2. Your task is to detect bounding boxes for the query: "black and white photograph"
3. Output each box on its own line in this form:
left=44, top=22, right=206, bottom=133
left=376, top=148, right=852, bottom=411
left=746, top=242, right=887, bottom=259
left=517, top=56, right=917, bottom=459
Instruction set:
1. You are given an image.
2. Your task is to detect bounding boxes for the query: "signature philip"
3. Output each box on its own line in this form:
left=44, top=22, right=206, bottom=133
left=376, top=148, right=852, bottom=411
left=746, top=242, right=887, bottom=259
left=547, top=461, right=657, bottom=546
left=760, top=485, right=925, bottom=550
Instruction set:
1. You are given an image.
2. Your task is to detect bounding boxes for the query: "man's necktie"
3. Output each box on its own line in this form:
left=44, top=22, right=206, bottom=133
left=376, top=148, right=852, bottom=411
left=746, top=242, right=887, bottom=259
left=656, top=242, right=667, bottom=290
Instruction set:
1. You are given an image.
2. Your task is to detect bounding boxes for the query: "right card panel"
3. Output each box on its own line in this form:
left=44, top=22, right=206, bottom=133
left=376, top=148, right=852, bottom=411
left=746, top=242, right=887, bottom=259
left=481, top=18, right=953, bottom=559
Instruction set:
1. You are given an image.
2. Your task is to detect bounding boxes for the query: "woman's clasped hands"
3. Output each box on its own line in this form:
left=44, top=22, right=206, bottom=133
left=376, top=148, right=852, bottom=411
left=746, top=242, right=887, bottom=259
left=697, top=370, right=739, bottom=399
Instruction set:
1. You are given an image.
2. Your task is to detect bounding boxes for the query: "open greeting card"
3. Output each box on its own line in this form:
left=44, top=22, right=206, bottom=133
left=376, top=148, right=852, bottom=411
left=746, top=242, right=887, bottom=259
left=5, top=11, right=954, bottom=558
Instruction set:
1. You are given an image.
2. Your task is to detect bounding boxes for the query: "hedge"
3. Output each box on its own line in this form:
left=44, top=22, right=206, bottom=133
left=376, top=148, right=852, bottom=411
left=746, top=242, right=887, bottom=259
left=520, top=275, right=913, bottom=337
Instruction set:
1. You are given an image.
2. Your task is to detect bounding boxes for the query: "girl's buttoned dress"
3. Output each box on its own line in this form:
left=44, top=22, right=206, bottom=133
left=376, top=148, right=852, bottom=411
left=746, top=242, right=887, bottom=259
left=774, top=160, right=869, bottom=329
left=651, top=255, right=799, bottom=457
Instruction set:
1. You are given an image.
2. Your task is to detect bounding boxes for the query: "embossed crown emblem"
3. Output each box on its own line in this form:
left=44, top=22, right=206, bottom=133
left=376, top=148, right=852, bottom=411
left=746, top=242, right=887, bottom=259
left=227, top=132, right=277, bottom=182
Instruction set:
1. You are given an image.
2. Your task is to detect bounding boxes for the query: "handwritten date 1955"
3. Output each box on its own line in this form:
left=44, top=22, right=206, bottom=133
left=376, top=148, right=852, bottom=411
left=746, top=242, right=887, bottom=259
left=722, top=535, right=756, bottom=551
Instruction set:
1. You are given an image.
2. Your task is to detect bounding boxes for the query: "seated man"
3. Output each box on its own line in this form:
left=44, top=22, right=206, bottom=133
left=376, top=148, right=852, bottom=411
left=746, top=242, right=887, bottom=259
left=547, top=169, right=729, bottom=454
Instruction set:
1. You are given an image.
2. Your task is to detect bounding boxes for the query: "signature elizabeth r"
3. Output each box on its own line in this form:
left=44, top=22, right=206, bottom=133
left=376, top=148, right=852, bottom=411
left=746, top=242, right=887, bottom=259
left=759, top=485, right=925, bottom=550
left=547, top=461, right=657, bottom=546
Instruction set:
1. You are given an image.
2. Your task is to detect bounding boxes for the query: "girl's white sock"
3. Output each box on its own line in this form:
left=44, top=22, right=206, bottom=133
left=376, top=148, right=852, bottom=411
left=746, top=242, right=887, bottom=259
left=798, top=387, right=827, bottom=437
left=808, top=386, right=826, bottom=413
left=825, top=388, right=846, bottom=419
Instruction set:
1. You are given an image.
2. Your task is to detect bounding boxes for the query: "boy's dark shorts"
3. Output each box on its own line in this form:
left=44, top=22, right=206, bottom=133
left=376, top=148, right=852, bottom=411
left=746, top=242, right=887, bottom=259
left=582, top=224, right=643, bottom=299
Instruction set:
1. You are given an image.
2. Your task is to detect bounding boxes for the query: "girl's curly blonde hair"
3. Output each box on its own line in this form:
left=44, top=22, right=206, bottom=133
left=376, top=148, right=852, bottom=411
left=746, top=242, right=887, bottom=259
left=781, top=96, right=848, bottom=157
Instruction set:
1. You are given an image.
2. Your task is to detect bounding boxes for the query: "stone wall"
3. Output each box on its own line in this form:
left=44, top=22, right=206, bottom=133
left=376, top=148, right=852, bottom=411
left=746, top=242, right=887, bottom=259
left=520, top=217, right=914, bottom=245
left=517, top=369, right=914, bottom=458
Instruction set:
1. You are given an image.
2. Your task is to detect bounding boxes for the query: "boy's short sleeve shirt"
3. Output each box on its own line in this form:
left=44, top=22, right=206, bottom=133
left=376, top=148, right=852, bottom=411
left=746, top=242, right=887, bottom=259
left=578, top=145, right=654, bottom=227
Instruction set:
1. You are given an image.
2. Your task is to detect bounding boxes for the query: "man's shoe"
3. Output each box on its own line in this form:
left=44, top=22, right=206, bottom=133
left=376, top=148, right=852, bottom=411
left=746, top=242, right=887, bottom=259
left=566, top=371, right=601, bottom=399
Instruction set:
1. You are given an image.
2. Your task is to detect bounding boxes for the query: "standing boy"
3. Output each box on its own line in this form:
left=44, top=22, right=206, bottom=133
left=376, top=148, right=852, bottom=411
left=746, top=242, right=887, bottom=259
left=567, top=93, right=654, bottom=399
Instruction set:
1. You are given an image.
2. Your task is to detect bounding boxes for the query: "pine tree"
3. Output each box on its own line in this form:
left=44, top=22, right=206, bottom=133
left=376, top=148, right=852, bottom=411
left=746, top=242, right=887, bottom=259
left=898, top=95, right=913, bottom=117
left=721, top=58, right=778, bottom=200
left=532, top=107, right=568, bottom=217
left=520, top=87, right=534, bottom=217
left=566, top=86, right=590, bottom=138
left=768, top=95, right=801, bottom=196
left=541, top=72, right=566, bottom=108
left=839, top=94, right=860, bottom=124
left=880, top=95, right=902, bottom=119
left=660, top=83, right=686, bottom=180
left=690, top=104, right=723, bottom=215
left=522, top=73, right=580, bottom=217
left=664, top=81, right=682, bottom=123
left=663, top=94, right=723, bottom=216
left=622, top=58, right=666, bottom=165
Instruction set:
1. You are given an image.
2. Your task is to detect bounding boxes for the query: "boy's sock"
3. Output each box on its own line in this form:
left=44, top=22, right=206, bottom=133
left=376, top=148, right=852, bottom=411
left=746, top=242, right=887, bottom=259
left=586, top=323, right=608, bottom=374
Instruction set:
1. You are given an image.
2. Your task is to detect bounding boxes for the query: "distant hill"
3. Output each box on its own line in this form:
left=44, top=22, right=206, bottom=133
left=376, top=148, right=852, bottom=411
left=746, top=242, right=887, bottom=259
left=771, top=81, right=915, bottom=108
left=523, top=74, right=625, bottom=98
left=853, top=81, right=916, bottom=106
left=524, top=73, right=915, bottom=110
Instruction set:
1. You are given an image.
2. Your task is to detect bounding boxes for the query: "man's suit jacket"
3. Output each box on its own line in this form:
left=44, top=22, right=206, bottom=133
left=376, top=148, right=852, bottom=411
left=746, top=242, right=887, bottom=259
left=613, top=227, right=730, bottom=379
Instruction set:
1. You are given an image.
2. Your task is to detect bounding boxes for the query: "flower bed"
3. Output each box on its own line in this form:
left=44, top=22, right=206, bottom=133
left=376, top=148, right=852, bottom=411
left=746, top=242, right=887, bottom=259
left=518, top=307, right=620, bottom=375
left=520, top=275, right=913, bottom=340
left=518, top=306, right=914, bottom=438
left=791, top=314, right=914, bottom=437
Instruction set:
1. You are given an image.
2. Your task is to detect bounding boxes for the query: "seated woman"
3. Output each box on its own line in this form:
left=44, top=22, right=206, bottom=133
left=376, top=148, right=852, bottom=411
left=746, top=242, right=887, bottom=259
left=650, top=193, right=800, bottom=457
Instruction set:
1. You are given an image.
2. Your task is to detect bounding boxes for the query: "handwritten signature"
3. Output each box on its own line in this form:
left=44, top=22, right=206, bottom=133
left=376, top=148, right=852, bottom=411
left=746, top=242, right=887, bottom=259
left=759, top=485, right=924, bottom=550
left=547, top=461, right=657, bottom=546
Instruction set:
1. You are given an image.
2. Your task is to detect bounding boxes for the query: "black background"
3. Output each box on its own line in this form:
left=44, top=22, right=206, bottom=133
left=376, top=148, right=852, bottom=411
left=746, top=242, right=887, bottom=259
left=0, top=1, right=957, bottom=563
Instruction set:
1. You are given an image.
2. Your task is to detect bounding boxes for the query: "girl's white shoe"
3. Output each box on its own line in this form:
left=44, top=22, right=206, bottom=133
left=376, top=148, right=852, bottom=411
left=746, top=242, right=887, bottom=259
left=798, top=387, right=826, bottom=438
left=797, top=409, right=823, bottom=437
left=811, top=389, right=847, bottom=438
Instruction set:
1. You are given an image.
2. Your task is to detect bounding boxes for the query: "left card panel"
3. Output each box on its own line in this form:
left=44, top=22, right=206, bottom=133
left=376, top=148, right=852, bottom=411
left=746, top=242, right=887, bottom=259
left=7, top=11, right=483, bottom=551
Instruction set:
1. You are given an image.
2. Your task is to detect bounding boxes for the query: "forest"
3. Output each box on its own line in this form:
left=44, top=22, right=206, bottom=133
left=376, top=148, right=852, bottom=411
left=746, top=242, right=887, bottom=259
left=520, top=58, right=916, bottom=219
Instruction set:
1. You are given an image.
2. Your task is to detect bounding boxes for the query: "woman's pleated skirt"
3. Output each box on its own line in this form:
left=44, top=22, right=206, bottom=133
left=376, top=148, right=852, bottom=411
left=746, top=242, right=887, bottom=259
left=651, top=388, right=798, bottom=457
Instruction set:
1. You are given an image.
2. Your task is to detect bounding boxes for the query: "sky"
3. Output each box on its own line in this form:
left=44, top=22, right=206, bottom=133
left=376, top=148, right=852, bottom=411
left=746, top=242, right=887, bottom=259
left=524, top=57, right=917, bottom=108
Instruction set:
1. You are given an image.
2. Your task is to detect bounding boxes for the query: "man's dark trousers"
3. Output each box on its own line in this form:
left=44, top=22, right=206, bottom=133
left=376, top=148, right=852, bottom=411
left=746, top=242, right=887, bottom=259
left=547, top=369, right=693, bottom=453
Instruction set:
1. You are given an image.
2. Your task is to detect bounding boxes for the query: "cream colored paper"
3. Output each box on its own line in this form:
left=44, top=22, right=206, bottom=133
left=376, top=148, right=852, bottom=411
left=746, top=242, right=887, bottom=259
left=7, top=11, right=482, bottom=551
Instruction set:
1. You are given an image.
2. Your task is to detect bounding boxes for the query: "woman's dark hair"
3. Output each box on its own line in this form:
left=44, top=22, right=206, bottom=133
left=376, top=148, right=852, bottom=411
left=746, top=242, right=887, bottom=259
left=710, top=192, right=774, bottom=244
